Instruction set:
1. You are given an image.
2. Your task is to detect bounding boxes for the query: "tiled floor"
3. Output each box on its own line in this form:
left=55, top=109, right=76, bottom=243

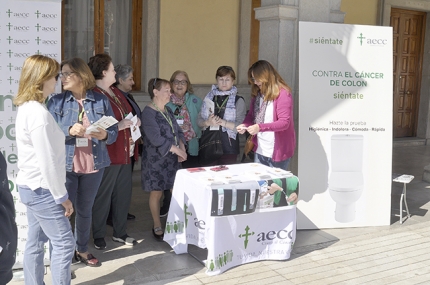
left=10, top=144, right=430, bottom=284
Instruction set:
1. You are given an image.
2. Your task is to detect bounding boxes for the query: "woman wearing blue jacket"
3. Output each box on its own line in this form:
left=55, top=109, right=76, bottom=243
left=47, top=57, right=118, bottom=267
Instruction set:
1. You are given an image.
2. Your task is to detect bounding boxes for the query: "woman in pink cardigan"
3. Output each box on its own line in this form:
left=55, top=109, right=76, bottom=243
left=238, top=60, right=296, bottom=169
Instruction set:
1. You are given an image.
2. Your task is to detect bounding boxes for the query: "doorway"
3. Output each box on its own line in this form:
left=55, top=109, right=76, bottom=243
left=391, top=8, right=426, bottom=138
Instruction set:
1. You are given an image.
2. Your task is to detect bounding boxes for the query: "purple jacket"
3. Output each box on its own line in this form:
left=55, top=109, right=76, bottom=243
left=242, top=88, right=296, bottom=162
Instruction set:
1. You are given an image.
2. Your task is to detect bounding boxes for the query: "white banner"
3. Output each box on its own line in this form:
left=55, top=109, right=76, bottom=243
left=298, top=22, right=393, bottom=229
left=0, top=0, right=61, bottom=265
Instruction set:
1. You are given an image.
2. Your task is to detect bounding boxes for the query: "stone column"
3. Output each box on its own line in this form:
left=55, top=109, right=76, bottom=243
left=255, top=2, right=298, bottom=89
left=141, top=0, right=160, bottom=92
left=255, top=0, right=344, bottom=173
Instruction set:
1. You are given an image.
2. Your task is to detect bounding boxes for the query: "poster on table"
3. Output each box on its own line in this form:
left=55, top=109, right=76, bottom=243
left=297, top=22, right=392, bottom=229
left=0, top=0, right=61, bottom=266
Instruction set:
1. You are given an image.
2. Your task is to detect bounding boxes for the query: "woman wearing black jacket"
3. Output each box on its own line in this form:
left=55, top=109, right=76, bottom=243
left=0, top=152, right=18, bottom=284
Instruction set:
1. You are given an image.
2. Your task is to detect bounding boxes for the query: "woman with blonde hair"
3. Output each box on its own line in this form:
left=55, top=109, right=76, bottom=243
left=15, top=55, right=75, bottom=284
left=237, top=60, right=296, bottom=175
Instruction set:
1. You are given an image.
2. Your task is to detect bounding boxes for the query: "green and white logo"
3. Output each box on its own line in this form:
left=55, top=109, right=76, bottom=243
left=357, top=33, right=366, bottom=45
left=184, top=203, right=192, bottom=227
left=238, top=225, right=254, bottom=249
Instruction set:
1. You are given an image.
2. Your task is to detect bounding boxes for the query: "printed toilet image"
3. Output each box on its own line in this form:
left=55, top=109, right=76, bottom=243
left=328, top=134, right=364, bottom=223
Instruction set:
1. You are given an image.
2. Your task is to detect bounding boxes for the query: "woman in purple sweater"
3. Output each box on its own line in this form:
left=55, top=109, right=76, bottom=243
left=238, top=60, right=297, bottom=194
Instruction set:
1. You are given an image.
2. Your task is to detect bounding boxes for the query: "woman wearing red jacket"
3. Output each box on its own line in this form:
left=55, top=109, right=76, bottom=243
left=88, top=54, right=140, bottom=249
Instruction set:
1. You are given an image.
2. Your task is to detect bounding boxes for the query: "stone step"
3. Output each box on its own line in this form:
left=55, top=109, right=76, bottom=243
left=393, top=138, right=426, bottom=147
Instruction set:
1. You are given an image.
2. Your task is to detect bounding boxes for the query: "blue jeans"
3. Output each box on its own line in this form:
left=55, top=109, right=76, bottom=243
left=254, top=153, right=291, bottom=170
left=66, top=169, right=104, bottom=253
left=18, top=186, right=74, bottom=285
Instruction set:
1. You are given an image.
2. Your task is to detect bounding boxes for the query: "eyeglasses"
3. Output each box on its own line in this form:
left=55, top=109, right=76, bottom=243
left=59, top=72, right=74, bottom=78
left=173, top=80, right=187, bottom=86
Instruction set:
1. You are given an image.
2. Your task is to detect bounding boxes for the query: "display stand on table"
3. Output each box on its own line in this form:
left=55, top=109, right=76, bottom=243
left=163, top=163, right=299, bottom=275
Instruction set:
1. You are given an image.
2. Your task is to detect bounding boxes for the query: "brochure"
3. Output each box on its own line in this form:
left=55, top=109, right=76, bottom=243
left=125, top=113, right=142, bottom=142
left=85, top=116, right=118, bottom=134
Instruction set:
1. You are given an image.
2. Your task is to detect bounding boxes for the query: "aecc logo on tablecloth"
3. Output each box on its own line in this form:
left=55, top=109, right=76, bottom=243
left=238, top=225, right=294, bottom=249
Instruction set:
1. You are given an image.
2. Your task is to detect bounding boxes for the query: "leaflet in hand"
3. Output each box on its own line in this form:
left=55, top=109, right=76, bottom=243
left=125, top=113, right=142, bottom=142
left=204, top=97, right=215, bottom=115
left=85, top=116, right=118, bottom=134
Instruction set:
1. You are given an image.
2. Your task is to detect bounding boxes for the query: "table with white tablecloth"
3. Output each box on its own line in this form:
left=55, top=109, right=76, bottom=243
left=164, top=163, right=299, bottom=275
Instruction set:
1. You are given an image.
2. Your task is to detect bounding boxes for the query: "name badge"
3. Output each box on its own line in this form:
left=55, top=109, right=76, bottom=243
left=176, top=119, right=184, bottom=126
left=210, top=125, right=219, bottom=131
left=76, top=138, right=89, bottom=147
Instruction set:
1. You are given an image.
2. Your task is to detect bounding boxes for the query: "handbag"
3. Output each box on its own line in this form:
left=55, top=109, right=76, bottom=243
left=198, top=127, right=223, bottom=165
left=244, top=134, right=255, bottom=157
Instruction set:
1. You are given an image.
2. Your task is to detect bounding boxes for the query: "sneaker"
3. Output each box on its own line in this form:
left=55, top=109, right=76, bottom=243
left=94, top=238, right=106, bottom=250
left=112, top=234, right=136, bottom=246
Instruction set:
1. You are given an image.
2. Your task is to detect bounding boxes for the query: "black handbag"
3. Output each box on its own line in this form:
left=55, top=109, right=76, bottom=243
left=198, top=127, right=223, bottom=165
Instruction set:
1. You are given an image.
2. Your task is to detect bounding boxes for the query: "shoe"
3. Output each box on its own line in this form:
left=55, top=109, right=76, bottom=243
left=112, top=234, right=137, bottom=246
left=152, top=227, right=164, bottom=242
left=71, top=271, right=76, bottom=279
left=94, top=238, right=106, bottom=250
left=127, top=213, right=136, bottom=220
left=159, top=209, right=168, bottom=218
left=106, top=219, right=113, bottom=227
left=74, top=251, right=101, bottom=267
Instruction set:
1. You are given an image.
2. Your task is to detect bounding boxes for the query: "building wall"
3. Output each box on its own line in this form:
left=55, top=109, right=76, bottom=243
left=159, top=0, right=240, bottom=84
left=341, top=0, right=379, bottom=25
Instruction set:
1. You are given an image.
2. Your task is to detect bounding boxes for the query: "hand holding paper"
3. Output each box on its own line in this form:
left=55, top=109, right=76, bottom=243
left=85, top=116, right=118, bottom=134
left=125, top=113, right=142, bottom=142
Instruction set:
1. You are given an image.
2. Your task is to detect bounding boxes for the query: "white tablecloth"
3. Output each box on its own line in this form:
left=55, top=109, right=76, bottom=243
left=164, top=163, right=298, bottom=275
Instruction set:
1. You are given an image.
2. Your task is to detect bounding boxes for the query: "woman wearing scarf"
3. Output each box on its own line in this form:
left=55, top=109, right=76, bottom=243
left=237, top=60, right=296, bottom=171
left=198, top=66, right=246, bottom=166
left=166, top=70, right=202, bottom=168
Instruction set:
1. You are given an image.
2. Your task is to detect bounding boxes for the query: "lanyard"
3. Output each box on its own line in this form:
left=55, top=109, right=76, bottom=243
left=215, top=96, right=229, bottom=111
left=78, top=105, right=85, bottom=123
left=151, top=101, right=178, bottom=146
left=97, top=86, right=128, bottom=119
left=215, top=96, right=230, bottom=114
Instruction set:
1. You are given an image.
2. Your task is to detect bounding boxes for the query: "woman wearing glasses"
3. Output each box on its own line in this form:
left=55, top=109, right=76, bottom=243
left=15, top=55, right=75, bottom=284
left=47, top=57, right=118, bottom=267
left=141, top=78, right=187, bottom=241
left=198, top=66, right=246, bottom=166
left=89, top=54, right=139, bottom=249
left=166, top=70, right=202, bottom=168
left=158, top=71, right=202, bottom=218
left=237, top=60, right=296, bottom=173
